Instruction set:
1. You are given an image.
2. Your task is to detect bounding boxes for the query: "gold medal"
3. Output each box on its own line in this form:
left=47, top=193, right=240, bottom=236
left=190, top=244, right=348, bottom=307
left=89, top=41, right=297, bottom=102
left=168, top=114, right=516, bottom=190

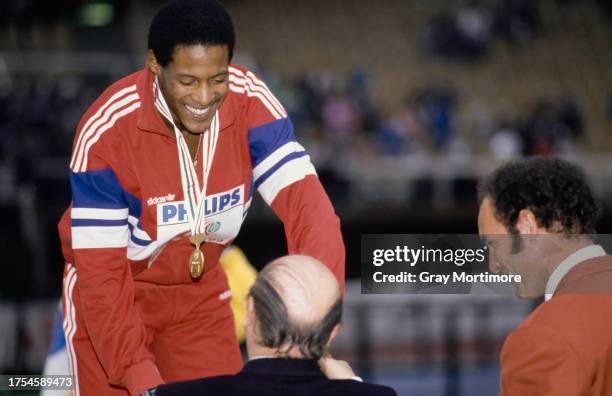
left=189, top=233, right=206, bottom=278
left=155, top=79, right=220, bottom=280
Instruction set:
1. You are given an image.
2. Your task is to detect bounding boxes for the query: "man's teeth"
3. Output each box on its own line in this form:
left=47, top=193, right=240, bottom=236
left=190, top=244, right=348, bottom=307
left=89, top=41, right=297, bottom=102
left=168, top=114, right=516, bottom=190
left=186, top=105, right=210, bottom=116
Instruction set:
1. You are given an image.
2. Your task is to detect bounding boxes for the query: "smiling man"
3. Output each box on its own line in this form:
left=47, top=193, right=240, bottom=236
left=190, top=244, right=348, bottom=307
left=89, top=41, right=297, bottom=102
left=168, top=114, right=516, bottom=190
left=56, top=1, right=345, bottom=395
left=478, top=157, right=612, bottom=395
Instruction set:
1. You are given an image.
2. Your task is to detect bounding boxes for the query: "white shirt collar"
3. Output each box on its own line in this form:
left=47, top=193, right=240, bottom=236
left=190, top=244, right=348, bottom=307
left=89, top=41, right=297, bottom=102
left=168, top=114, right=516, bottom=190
left=248, top=355, right=276, bottom=362
left=544, top=244, right=606, bottom=301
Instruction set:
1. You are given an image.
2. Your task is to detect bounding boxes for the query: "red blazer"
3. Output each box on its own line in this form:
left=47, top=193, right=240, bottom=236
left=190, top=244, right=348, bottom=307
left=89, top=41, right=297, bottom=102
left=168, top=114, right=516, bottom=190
left=501, top=255, right=612, bottom=396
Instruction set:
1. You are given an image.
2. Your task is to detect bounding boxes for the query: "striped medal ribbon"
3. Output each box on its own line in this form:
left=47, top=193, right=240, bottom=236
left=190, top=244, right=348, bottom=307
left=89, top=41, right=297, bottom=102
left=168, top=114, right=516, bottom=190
left=153, top=77, right=220, bottom=278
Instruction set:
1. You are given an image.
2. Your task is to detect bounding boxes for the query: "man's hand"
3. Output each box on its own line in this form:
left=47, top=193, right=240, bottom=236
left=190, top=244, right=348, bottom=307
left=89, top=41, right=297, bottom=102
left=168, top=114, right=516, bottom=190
left=140, top=387, right=158, bottom=396
left=319, top=356, right=357, bottom=380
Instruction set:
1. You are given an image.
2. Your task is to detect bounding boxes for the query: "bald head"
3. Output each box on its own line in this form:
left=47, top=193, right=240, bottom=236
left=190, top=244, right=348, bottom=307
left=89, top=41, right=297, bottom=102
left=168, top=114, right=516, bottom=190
left=266, top=255, right=341, bottom=326
left=248, top=255, right=343, bottom=359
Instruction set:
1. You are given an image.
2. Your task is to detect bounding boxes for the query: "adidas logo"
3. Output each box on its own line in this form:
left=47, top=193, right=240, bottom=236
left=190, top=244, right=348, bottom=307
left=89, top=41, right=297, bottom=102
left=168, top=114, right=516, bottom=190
left=147, top=193, right=176, bottom=206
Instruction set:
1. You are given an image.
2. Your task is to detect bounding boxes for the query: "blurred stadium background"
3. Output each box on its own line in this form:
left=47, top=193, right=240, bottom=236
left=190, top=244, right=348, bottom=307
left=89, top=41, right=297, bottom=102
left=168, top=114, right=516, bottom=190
left=0, top=0, right=610, bottom=395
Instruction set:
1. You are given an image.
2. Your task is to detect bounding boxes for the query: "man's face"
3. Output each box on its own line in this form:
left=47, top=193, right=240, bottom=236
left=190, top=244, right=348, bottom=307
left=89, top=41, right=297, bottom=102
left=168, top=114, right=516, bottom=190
left=151, top=44, right=230, bottom=134
left=478, top=197, right=548, bottom=298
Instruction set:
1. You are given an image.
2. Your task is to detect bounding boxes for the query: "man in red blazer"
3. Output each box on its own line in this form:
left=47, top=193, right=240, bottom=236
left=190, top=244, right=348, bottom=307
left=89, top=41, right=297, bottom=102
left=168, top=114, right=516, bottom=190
left=478, top=157, right=612, bottom=396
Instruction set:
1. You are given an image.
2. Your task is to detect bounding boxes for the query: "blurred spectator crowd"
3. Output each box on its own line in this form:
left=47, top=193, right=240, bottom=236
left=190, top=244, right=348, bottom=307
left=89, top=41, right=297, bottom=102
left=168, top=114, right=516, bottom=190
left=266, top=67, right=588, bottom=167
left=424, top=0, right=541, bottom=62
left=0, top=76, right=98, bottom=190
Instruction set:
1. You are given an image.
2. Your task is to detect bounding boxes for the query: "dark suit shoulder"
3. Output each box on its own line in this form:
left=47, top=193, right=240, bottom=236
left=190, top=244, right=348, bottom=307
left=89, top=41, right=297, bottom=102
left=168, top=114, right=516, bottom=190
left=157, top=375, right=397, bottom=396
left=156, top=375, right=238, bottom=395
left=316, top=379, right=397, bottom=396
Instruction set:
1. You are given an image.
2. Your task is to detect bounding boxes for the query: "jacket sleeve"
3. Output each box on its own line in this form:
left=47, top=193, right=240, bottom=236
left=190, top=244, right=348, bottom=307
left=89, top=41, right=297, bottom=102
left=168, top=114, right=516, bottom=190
left=69, top=131, right=163, bottom=394
left=269, top=176, right=345, bottom=289
left=242, top=70, right=345, bottom=288
left=500, top=324, right=585, bottom=396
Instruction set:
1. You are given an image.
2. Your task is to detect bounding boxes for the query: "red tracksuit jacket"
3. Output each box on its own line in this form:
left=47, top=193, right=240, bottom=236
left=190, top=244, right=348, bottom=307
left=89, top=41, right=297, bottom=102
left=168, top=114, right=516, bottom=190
left=57, top=64, right=345, bottom=387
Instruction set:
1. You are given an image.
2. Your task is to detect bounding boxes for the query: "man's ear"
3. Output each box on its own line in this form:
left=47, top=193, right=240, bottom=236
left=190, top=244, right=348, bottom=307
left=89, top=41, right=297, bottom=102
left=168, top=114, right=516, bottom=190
left=327, top=324, right=341, bottom=346
left=517, top=208, right=539, bottom=235
left=147, top=50, right=161, bottom=76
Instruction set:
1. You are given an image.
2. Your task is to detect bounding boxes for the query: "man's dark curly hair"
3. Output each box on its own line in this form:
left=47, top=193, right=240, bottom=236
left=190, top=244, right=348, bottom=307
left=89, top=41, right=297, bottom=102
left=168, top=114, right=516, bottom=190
left=148, top=0, right=235, bottom=67
left=479, top=157, right=601, bottom=235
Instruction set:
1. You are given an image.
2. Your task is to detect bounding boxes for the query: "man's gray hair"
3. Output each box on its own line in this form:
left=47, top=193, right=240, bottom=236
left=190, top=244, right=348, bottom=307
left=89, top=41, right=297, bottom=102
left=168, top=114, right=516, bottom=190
left=249, top=269, right=342, bottom=360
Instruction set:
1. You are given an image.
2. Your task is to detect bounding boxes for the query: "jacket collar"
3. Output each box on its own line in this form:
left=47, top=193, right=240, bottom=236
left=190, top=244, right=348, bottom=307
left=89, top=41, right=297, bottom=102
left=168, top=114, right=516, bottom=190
left=136, top=66, right=235, bottom=135
left=544, top=244, right=606, bottom=300
left=554, top=253, right=612, bottom=295
left=241, top=357, right=325, bottom=378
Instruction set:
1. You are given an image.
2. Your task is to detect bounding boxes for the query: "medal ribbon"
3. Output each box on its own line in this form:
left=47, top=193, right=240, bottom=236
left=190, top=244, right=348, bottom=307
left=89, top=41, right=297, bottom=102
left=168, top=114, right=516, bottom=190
left=153, top=76, right=219, bottom=237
